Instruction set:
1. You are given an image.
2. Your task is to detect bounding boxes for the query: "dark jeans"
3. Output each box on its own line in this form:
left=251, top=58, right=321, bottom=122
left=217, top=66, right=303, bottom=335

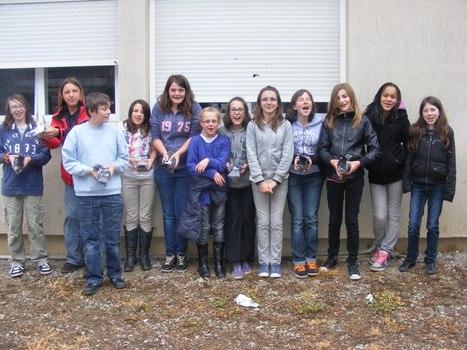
left=224, top=186, right=256, bottom=263
left=199, top=201, right=226, bottom=245
left=406, top=182, right=444, bottom=263
left=326, top=177, right=364, bottom=265
left=77, top=195, right=123, bottom=285
left=154, top=167, right=189, bottom=256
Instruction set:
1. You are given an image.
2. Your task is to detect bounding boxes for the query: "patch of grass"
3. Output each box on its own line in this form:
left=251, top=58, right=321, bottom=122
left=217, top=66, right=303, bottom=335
left=297, top=301, right=325, bottom=315
left=212, top=296, right=229, bottom=309
left=369, top=291, right=405, bottom=314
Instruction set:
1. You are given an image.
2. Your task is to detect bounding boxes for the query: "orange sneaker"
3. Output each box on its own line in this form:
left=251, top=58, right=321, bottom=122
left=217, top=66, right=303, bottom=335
left=306, top=261, right=319, bottom=276
left=293, top=264, right=307, bottom=279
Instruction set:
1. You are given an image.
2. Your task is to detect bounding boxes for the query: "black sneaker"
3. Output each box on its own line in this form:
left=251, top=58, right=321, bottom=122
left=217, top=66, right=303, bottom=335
left=161, top=255, right=177, bottom=272
left=110, top=277, right=127, bottom=289
left=347, top=263, right=362, bottom=280
left=399, top=259, right=416, bottom=272
left=83, top=283, right=102, bottom=296
left=61, top=262, right=81, bottom=274
left=425, top=262, right=436, bottom=275
left=320, top=256, right=338, bottom=272
left=175, top=255, right=188, bottom=273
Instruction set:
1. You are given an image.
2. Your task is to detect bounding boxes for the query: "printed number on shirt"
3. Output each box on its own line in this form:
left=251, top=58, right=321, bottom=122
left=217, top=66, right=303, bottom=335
left=161, top=120, right=191, bottom=133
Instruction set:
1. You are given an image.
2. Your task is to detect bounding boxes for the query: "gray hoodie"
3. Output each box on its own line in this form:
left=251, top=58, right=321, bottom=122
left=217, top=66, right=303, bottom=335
left=246, top=119, right=293, bottom=184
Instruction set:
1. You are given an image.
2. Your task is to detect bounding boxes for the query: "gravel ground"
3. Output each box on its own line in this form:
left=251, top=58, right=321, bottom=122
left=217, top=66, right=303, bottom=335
left=0, top=251, right=465, bottom=350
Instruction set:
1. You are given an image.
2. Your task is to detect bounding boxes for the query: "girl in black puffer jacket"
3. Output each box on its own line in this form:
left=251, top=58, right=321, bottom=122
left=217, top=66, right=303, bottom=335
left=364, top=83, right=410, bottom=272
left=399, top=96, right=456, bottom=275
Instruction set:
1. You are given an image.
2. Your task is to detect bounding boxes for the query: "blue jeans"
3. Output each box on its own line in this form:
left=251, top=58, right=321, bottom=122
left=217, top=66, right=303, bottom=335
left=406, top=182, right=444, bottom=263
left=64, top=184, right=85, bottom=266
left=154, top=167, right=188, bottom=256
left=287, top=172, right=324, bottom=264
left=77, top=195, right=123, bottom=285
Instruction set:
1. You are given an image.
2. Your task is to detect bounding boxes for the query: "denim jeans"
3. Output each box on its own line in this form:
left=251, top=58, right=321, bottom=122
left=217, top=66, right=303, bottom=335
left=154, top=167, right=188, bottom=256
left=199, top=201, right=226, bottom=245
left=77, top=195, right=123, bottom=285
left=369, top=180, right=403, bottom=254
left=64, top=184, right=85, bottom=266
left=326, top=177, right=364, bottom=265
left=287, top=172, right=324, bottom=264
left=406, top=182, right=444, bottom=263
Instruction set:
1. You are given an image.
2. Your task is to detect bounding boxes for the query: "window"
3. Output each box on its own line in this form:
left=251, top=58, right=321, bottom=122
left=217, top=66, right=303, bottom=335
left=0, top=67, right=116, bottom=116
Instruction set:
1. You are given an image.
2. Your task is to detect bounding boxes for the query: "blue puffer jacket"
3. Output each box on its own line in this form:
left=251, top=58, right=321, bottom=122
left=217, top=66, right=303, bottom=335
left=0, top=123, right=51, bottom=196
left=178, top=175, right=229, bottom=244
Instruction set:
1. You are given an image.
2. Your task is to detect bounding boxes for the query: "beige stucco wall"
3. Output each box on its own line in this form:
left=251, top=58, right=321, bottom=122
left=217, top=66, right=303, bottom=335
left=347, top=0, right=467, bottom=239
left=1, top=0, right=465, bottom=257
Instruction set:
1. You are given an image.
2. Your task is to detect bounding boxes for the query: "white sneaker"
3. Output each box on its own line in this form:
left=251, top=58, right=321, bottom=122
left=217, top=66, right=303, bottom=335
left=10, top=265, right=24, bottom=278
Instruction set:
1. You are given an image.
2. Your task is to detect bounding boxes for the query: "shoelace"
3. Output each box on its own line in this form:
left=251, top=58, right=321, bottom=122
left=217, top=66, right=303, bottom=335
left=164, top=256, right=175, bottom=265
left=177, top=256, right=185, bottom=265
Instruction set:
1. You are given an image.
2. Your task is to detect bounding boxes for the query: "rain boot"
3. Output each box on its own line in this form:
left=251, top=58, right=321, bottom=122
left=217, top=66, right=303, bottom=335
left=213, top=241, right=226, bottom=278
left=139, top=227, right=154, bottom=270
left=197, top=244, right=210, bottom=278
left=123, top=226, right=138, bottom=272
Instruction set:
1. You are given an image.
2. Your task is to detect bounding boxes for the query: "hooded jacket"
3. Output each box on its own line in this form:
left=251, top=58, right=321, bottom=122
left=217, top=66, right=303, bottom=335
left=365, top=108, right=410, bottom=184
left=41, top=104, right=89, bottom=185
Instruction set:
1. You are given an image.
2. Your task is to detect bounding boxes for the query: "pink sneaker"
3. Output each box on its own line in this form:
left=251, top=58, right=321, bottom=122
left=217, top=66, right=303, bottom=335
left=371, top=250, right=391, bottom=272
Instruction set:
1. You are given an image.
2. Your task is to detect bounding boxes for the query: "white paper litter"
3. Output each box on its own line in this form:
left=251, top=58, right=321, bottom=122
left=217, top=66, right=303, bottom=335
left=365, top=293, right=374, bottom=304
left=235, top=294, right=259, bottom=308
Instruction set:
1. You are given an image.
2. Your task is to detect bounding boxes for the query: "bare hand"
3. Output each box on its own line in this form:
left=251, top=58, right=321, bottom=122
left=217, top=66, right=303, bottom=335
left=240, top=163, right=249, bottom=176
left=346, top=160, right=361, bottom=175
left=40, top=127, right=59, bottom=140
left=195, top=158, right=209, bottom=174
left=213, top=172, right=225, bottom=186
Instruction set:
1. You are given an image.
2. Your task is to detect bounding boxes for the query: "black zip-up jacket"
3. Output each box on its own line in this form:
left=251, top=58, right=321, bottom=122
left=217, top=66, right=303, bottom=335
left=319, top=112, right=381, bottom=181
left=403, top=127, right=456, bottom=202
left=365, top=108, right=410, bottom=184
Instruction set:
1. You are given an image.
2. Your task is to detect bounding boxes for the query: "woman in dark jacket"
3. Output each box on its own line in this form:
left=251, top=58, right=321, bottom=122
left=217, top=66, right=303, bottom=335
left=364, top=83, right=410, bottom=272
left=319, top=83, right=380, bottom=280
left=399, top=96, right=456, bottom=275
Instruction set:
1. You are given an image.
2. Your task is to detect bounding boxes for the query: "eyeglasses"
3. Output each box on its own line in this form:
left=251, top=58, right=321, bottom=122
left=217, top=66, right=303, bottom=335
left=10, top=104, right=25, bottom=111
left=260, top=97, right=278, bottom=103
left=230, top=108, right=245, bottom=113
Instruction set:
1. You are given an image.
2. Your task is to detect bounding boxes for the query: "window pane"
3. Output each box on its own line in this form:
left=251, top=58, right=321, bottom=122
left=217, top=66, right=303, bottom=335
left=46, top=66, right=115, bottom=114
left=0, top=69, right=35, bottom=115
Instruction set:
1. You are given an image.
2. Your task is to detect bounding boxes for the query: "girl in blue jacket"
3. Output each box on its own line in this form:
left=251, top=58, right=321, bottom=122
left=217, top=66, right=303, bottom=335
left=0, top=95, right=52, bottom=278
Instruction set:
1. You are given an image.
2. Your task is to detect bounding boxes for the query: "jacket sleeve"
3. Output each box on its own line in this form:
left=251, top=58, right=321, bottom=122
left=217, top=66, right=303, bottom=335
left=318, top=123, right=333, bottom=165
left=403, top=151, right=415, bottom=193
left=41, top=117, right=64, bottom=149
left=150, top=103, right=162, bottom=141
left=205, top=137, right=230, bottom=178
left=443, top=128, right=456, bottom=202
left=359, top=117, right=381, bottom=167
left=273, top=121, right=294, bottom=183
left=246, top=122, right=263, bottom=184
left=30, top=142, right=51, bottom=166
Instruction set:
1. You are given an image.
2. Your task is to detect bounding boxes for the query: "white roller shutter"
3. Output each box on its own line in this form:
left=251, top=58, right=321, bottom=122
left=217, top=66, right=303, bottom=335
left=0, top=0, right=118, bottom=69
left=151, top=0, right=344, bottom=103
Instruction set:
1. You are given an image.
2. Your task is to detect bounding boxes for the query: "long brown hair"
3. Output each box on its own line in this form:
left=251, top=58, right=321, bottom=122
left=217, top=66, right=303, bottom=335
left=3, top=95, right=33, bottom=130
left=158, top=74, right=195, bottom=118
left=253, top=86, right=284, bottom=132
left=408, top=96, right=450, bottom=151
left=123, top=99, right=151, bottom=138
left=57, top=77, right=85, bottom=112
left=325, top=83, right=362, bottom=128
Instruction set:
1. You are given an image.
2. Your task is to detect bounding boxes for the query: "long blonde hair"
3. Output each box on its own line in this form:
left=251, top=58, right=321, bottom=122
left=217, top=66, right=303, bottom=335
left=325, top=83, right=362, bottom=128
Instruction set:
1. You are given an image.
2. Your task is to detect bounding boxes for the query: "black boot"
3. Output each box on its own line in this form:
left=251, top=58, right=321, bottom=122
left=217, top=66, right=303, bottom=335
left=197, top=244, right=210, bottom=278
left=139, top=227, right=154, bottom=270
left=213, top=241, right=225, bottom=278
left=123, top=226, right=138, bottom=272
